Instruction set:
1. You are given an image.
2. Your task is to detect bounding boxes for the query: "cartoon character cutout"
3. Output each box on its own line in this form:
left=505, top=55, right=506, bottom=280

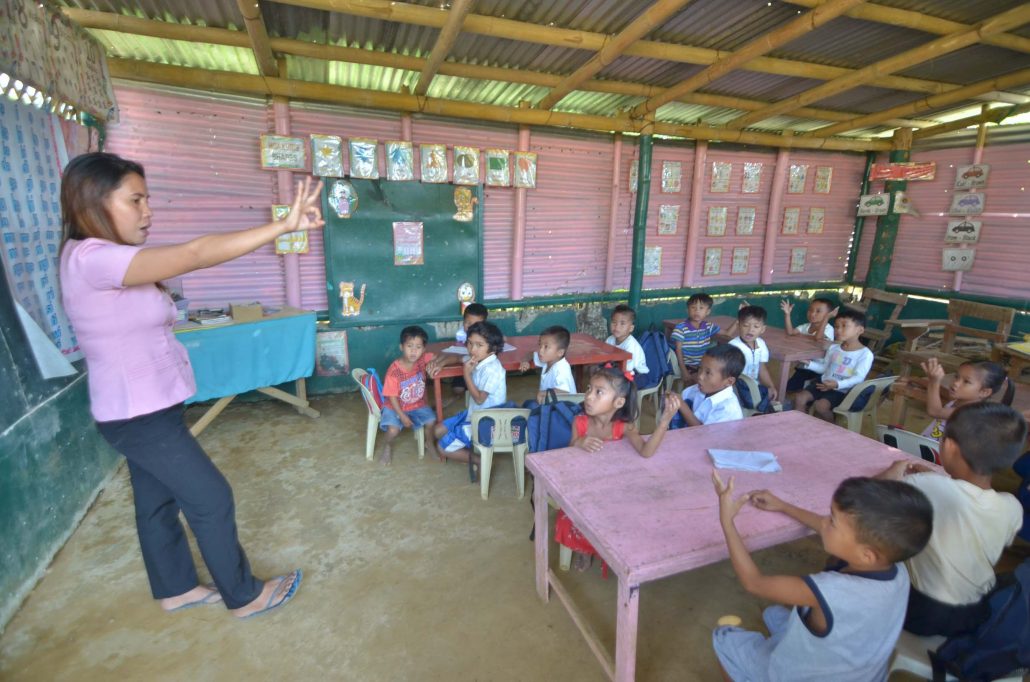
left=453, top=186, right=476, bottom=222
left=329, top=179, right=357, bottom=218
left=457, top=282, right=476, bottom=315
left=340, top=281, right=366, bottom=317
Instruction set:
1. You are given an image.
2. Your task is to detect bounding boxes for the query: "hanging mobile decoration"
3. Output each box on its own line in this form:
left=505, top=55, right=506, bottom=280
left=421, top=144, right=448, bottom=183
left=328, top=179, right=358, bottom=218
left=310, top=134, right=344, bottom=177
left=348, top=138, right=379, bottom=179
left=485, top=149, right=510, bottom=187
left=514, top=152, right=537, bottom=188
left=453, top=146, right=480, bottom=185
left=386, top=141, right=415, bottom=181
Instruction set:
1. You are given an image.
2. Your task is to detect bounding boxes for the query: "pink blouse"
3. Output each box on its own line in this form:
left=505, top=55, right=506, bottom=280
left=60, top=238, right=195, bottom=421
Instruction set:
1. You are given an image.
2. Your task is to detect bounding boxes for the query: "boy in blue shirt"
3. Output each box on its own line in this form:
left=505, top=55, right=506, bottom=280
left=671, top=293, right=720, bottom=386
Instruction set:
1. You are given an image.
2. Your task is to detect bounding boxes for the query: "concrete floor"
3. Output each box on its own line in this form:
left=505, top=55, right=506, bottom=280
left=0, top=372, right=1018, bottom=681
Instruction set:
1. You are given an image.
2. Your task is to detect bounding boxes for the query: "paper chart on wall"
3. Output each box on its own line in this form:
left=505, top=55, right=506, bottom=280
left=736, top=207, right=756, bottom=235
left=658, top=205, right=679, bottom=235
left=782, top=208, right=800, bottom=234
left=789, top=247, right=807, bottom=273
left=814, top=166, right=833, bottom=194
left=704, top=247, right=722, bottom=276
left=710, top=162, right=732, bottom=193
left=742, top=162, right=762, bottom=193
left=787, top=164, right=808, bottom=194
left=311, top=134, right=344, bottom=177
left=662, top=161, right=682, bottom=193
left=420, top=144, right=448, bottom=183
left=386, top=141, right=415, bottom=181
left=731, top=247, right=750, bottom=274
left=453, top=146, right=480, bottom=185
left=485, top=149, right=510, bottom=187
left=707, top=206, right=728, bottom=236
left=807, top=208, right=825, bottom=234
left=349, top=138, right=379, bottom=179
left=514, top=152, right=537, bottom=188
left=644, top=246, right=663, bottom=276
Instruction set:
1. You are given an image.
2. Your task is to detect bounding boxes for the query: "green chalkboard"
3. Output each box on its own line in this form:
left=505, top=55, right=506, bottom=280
left=322, top=179, right=483, bottom=328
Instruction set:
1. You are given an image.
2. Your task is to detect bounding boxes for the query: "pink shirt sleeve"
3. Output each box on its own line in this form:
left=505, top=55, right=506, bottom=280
left=70, top=239, right=140, bottom=290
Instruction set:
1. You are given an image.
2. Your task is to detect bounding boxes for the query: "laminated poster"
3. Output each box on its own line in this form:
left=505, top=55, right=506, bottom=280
left=787, top=164, right=808, bottom=194
left=736, top=207, right=756, bottom=235
left=349, top=138, right=379, bottom=179
left=453, top=186, right=475, bottom=222
left=942, top=247, right=975, bottom=272
left=955, top=164, right=989, bottom=190
left=949, top=191, right=985, bottom=216
left=485, top=149, right=510, bottom=187
left=807, top=208, right=825, bottom=234
left=661, top=161, right=682, bottom=193
left=643, top=246, right=662, bottom=276
left=814, top=166, right=833, bottom=194
left=703, top=247, right=722, bottom=276
left=310, top=134, right=344, bottom=177
left=453, top=146, right=480, bottom=185
left=393, top=222, right=424, bottom=266
left=782, top=207, right=800, bottom=234
left=421, top=144, right=448, bottom=183
left=316, top=330, right=350, bottom=377
left=710, top=161, right=732, bottom=193
left=742, top=162, right=762, bottom=193
left=260, top=134, right=306, bottom=170
left=328, top=179, right=358, bottom=218
left=707, top=206, right=728, bottom=236
left=944, top=219, right=981, bottom=244
left=272, top=204, right=309, bottom=254
left=789, top=247, right=806, bottom=273
left=857, top=194, right=889, bottom=216
left=731, top=247, right=750, bottom=274
left=386, top=141, right=415, bottom=181
left=658, top=205, right=679, bottom=235
left=514, top=152, right=537, bottom=189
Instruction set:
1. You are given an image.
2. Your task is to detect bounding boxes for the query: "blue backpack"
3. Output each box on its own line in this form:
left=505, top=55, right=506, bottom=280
left=930, top=560, right=1030, bottom=682
left=634, top=328, right=672, bottom=390
left=525, top=390, right=582, bottom=452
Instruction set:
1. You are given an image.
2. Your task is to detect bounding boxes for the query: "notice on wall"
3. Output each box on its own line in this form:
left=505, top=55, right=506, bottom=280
left=814, top=166, right=833, bottom=194
left=949, top=191, right=985, bottom=216
left=644, top=246, right=662, bottom=276
left=944, top=219, right=981, bottom=244
left=658, top=205, right=679, bottom=235
left=393, top=222, right=424, bottom=266
left=662, top=161, right=682, bottom=193
left=703, top=247, right=722, bottom=276
left=707, top=206, right=728, bottom=236
left=710, top=162, right=732, bottom=193
left=942, top=247, right=975, bottom=272
left=386, top=141, right=415, bottom=181
left=316, top=330, right=350, bottom=376
left=742, top=162, right=762, bottom=193
left=857, top=194, right=889, bottom=216
left=736, top=207, right=756, bottom=235
left=273, top=204, right=309, bottom=254
left=731, top=247, right=750, bottom=274
left=782, top=207, right=800, bottom=234
left=954, top=164, right=989, bottom=190
left=789, top=247, right=807, bottom=273
left=807, top=207, right=825, bottom=234
left=260, top=134, right=307, bottom=170
left=787, top=164, right=807, bottom=194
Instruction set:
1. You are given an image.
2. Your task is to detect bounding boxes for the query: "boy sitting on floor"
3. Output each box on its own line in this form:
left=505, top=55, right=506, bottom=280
left=728, top=305, right=778, bottom=413
left=712, top=473, right=932, bottom=681
left=877, top=402, right=1028, bottom=637
left=519, top=325, right=576, bottom=404
left=670, top=344, right=745, bottom=429
left=792, top=307, right=873, bottom=421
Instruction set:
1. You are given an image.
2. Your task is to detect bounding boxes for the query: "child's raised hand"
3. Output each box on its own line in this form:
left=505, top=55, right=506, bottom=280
left=712, top=469, right=750, bottom=522
left=922, top=357, right=945, bottom=383
left=518, top=360, right=531, bottom=372
left=749, top=489, right=787, bottom=513
left=780, top=299, right=793, bottom=315
left=659, top=393, right=681, bottom=425
left=577, top=436, right=605, bottom=453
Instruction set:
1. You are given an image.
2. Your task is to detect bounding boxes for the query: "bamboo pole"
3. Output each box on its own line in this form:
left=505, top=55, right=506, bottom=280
left=911, top=101, right=1030, bottom=140
left=630, top=0, right=867, bottom=118
left=269, top=0, right=963, bottom=96
left=106, top=58, right=891, bottom=151
left=726, top=4, right=1030, bottom=130
left=536, top=0, right=693, bottom=110
left=413, top=0, right=474, bottom=96
left=235, top=0, right=279, bottom=76
left=786, top=0, right=1030, bottom=55
left=808, top=67, right=1030, bottom=137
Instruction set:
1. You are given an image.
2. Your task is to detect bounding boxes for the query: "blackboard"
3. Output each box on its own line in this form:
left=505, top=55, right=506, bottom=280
left=322, top=179, right=483, bottom=328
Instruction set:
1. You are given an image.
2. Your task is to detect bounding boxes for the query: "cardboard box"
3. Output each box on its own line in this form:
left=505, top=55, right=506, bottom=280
left=230, top=302, right=263, bottom=322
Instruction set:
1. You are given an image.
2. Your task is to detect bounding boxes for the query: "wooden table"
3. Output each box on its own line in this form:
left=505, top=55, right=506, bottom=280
left=528, top=411, right=925, bottom=682
left=426, top=333, right=631, bottom=422
left=992, top=342, right=1030, bottom=383
left=663, top=315, right=828, bottom=399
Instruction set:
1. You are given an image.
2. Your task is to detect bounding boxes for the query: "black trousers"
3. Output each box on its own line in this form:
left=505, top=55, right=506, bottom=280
left=97, top=404, right=261, bottom=608
left=904, top=586, right=990, bottom=638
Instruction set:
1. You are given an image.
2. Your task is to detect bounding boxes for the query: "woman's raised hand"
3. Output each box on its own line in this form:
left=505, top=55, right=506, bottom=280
left=280, top=177, right=325, bottom=234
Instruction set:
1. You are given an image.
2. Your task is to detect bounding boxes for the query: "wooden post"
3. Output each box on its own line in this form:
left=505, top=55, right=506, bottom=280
left=761, top=148, right=790, bottom=285
left=953, top=106, right=990, bottom=292
left=683, top=140, right=707, bottom=287
left=845, top=151, right=876, bottom=283
left=865, top=129, right=912, bottom=291
left=628, top=134, right=653, bottom=310
left=604, top=134, right=623, bottom=291
left=511, top=124, right=531, bottom=300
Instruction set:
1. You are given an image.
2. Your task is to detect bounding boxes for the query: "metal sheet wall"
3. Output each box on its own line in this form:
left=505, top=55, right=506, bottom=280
left=106, top=82, right=281, bottom=309
left=641, top=145, right=697, bottom=289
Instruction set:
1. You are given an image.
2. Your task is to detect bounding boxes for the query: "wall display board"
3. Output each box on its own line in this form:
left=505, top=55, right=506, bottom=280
left=323, top=179, right=483, bottom=327
left=944, top=219, right=982, bottom=244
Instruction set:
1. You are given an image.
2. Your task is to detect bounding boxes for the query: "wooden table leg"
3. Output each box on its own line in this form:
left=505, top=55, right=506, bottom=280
left=615, top=579, right=641, bottom=682
left=777, top=361, right=792, bottom=402
left=434, top=375, right=445, bottom=423
left=534, top=478, right=550, bottom=602
left=189, top=395, right=236, bottom=437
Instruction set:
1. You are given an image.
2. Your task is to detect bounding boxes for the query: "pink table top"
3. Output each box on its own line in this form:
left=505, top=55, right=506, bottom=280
left=527, top=411, right=922, bottom=586
left=664, top=315, right=828, bottom=363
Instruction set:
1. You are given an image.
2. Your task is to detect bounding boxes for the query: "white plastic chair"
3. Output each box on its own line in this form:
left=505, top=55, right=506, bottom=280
left=351, top=368, right=426, bottom=461
left=888, top=630, right=1023, bottom=681
left=736, top=374, right=783, bottom=417
left=666, top=349, right=684, bottom=395
left=830, top=375, right=897, bottom=433
left=875, top=424, right=940, bottom=464
left=470, top=408, right=531, bottom=500
left=635, top=376, right=664, bottom=429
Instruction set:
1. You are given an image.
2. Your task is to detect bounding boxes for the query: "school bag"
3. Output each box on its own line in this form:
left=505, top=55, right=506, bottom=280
left=634, top=328, right=672, bottom=390
left=358, top=367, right=385, bottom=410
left=525, top=390, right=582, bottom=453
left=929, top=559, right=1030, bottom=682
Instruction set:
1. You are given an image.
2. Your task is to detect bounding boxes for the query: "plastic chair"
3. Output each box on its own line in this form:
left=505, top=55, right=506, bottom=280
left=635, top=376, right=664, bottom=429
left=888, top=630, right=1023, bottom=681
left=736, top=374, right=783, bottom=417
left=470, top=408, right=531, bottom=500
left=666, top=349, right=684, bottom=395
left=875, top=424, right=940, bottom=464
left=829, top=375, right=897, bottom=433
left=351, top=368, right=426, bottom=461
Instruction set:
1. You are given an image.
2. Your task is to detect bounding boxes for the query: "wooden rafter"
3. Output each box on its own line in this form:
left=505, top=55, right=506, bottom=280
left=630, top=0, right=867, bottom=119
left=61, top=8, right=936, bottom=130
left=725, top=4, right=1030, bottom=130
left=105, top=58, right=890, bottom=151
left=536, top=0, right=693, bottom=110
left=235, top=0, right=278, bottom=77
left=413, top=0, right=474, bottom=96
left=911, top=101, right=1030, bottom=140
left=271, top=0, right=967, bottom=97
left=786, top=0, right=1030, bottom=56
left=805, top=67, right=1030, bottom=137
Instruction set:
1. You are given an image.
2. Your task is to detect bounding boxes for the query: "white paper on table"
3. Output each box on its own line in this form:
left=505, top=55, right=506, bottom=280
left=708, top=448, right=781, bottom=473
left=442, top=343, right=517, bottom=355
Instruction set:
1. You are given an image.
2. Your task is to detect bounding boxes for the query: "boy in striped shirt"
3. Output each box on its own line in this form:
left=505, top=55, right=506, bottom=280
left=671, top=293, right=720, bottom=386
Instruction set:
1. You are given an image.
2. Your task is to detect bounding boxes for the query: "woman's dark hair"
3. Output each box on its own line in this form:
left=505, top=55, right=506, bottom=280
left=960, top=360, right=1015, bottom=406
left=466, top=321, right=504, bottom=355
left=591, top=365, right=639, bottom=424
left=60, top=152, right=146, bottom=250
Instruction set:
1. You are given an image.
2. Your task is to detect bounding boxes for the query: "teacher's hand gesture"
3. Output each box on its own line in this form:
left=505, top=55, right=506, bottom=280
left=279, top=177, right=325, bottom=234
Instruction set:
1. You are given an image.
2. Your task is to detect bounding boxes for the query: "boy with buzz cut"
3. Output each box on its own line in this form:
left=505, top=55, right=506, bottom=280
left=671, top=343, right=745, bottom=428
left=519, top=325, right=576, bottom=404
left=605, top=304, right=649, bottom=377
left=712, top=473, right=933, bottom=682
left=728, top=305, right=778, bottom=413
left=793, top=307, right=873, bottom=421
left=878, top=402, right=1028, bottom=637
left=380, top=326, right=446, bottom=465
left=782, top=296, right=838, bottom=393
left=671, top=292, right=720, bottom=386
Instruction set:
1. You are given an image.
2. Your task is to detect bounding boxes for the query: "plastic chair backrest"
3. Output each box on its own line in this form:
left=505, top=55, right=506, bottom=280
left=351, top=368, right=382, bottom=418
left=837, top=375, right=897, bottom=412
left=875, top=424, right=940, bottom=464
left=667, top=349, right=681, bottom=380
left=560, top=393, right=586, bottom=404
left=737, top=374, right=762, bottom=408
left=471, top=408, right=532, bottom=450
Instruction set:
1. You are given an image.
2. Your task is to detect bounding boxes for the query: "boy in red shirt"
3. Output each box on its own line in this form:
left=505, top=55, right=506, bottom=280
left=380, top=326, right=445, bottom=465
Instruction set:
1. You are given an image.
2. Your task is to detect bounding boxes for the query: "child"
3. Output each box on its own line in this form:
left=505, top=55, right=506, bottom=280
left=712, top=474, right=932, bottom=682
left=878, top=402, right=1027, bottom=637
left=380, top=326, right=445, bottom=465
left=519, top=325, right=576, bottom=404
left=452, top=303, right=488, bottom=395
left=434, top=321, right=507, bottom=465
left=605, top=304, right=649, bottom=377
left=781, top=296, right=837, bottom=393
left=919, top=357, right=1014, bottom=441
left=793, top=308, right=873, bottom=421
left=728, top=305, right=778, bottom=413
left=671, top=293, right=720, bottom=386
left=672, top=344, right=745, bottom=428
left=555, top=366, right=681, bottom=571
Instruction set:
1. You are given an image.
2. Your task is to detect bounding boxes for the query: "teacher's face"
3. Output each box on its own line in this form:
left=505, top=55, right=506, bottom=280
left=104, top=173, right=152, bottom=245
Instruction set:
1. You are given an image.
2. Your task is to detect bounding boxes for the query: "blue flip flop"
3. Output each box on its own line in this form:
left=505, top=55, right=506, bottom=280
left=241, top=570, right=302, bottom=620
left=165, top=584, right=223, bottom=613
